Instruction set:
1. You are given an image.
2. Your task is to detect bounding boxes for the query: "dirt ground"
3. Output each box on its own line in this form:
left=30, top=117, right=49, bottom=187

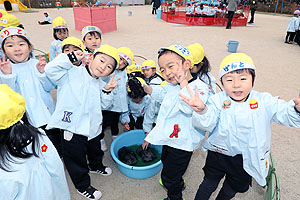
left=12, top=5, right=300, bottom=200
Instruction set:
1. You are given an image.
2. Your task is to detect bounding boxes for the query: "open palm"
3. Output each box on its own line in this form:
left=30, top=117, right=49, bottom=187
left=179, top=85, right=206, bottom=113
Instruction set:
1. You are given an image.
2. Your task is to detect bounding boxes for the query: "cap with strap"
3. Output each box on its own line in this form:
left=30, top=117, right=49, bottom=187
left=52, top=16, right=67, bottom=29
left=81, top=26, right=102, bottom=40
left=118, top=47, right=134, bottom=66
left=62, top=36, right=84, bottom=52
left=142, top=59, right=156, bottom=70
left=0, top=84, right=25, bottom=130
left=0, top=27, right=29, bottom=46
left=96, top=44, right=120, bottom=69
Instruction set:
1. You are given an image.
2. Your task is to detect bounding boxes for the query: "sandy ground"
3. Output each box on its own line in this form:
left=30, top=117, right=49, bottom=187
left=12, top=5, right=300, bottom=200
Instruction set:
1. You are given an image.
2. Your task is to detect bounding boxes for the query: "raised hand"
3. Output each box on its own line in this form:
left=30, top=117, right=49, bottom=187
left=82, top=53, right=93, bottom=66
left=74, top=50, right=85, bottom=61
left=142, top=83, right=152, bottom=95
left=179, top=85, right=206, bottom=113
left=36, top=54, right=47, bottom=73
left=0, top=54, right=12, bottom=74
left=103, top=74, right=120, bottom=91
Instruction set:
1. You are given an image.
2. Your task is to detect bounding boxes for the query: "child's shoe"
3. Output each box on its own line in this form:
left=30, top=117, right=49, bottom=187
left=159, top=178, right=186, bottom=191
left=77, top=185, right=102, bottom=200
left=90, top=166, right=112, bottom=176
left=100, top=139, right=107, bottom=152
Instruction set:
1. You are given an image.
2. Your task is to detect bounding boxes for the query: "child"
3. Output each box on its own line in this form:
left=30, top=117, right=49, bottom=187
left=180, top=53, right=300, bottom=200
left=187, top=43, right=216, bottom=97
left=294, top=10, right=300, bottom=45
left=0, top=14, right=24, bottom=30
left=38, top=12, right=52, bottom=25
left=50, top=16, right=69, bottom=61
left=81, top=26, right=102, bottom=54
left=142, top=59, right=164, bottom=86
left=0, top=84, right=70, bottom=200
left=121, top=77, right=151, bottom=131
left=143, top=44, right=210, bottom=200
left=0, top=27, right=62, bottom=156
left=285, top=11, right=299, bottom=44
left=99, top=46, right=134, bottom=151
left=45, top=40, right=120, bottom=200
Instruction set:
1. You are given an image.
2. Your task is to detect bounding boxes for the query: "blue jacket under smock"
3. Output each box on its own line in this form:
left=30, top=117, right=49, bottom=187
left=45, top=53, right=113, bottom=140
left=120, top=95, right=151, bottom=123
left=192, top=90, right=300, bottom=186
left=145, top=77, right=209, bottom=151
left=50, top=39, right=62, bottom=61
left=143, top=99, right=161, bottom=133
left=0, top=58, right=56, bottom=128
left=101, top=69, right=128, bottom=113
left=0, top=131, right=70, bottom=200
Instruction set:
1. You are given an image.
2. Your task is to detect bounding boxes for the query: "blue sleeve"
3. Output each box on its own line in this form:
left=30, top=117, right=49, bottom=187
left=151, top=84, right=167, bottom=103
left=0, top=180, right=22, bottom=200
left=100, top=90, right=113, bottom=110
left=45, top=53, right=73, bottom=86
left=143, top=100, right=159, bottom=133
left=120, top=98, right=130, bottom=124
left=0, top=72, right=17, bottom=90
left=49, top=42, right=57, bottom=61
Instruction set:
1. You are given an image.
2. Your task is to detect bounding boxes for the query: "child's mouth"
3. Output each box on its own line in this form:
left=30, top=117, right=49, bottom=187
left=233, top=91, right=243, bottom=96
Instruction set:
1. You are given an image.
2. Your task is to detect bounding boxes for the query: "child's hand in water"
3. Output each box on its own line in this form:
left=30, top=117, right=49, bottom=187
left=0, top=54, right=12, bottom=74
left=179, top=85, right=206, bottom=113
left=123, top=122, right=130, bottom=132
left=103, top=74, right=121, bottom=92
left=36, top=54, right=47, bottom=73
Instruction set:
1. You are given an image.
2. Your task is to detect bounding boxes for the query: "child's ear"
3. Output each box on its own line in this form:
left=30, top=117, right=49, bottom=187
left=184, top=59, right=192, bottom=70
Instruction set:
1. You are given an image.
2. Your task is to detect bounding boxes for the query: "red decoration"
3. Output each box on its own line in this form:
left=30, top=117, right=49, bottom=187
left=169, top=124, right=180, bottom=138
left=41, top=144, right=48, bottom=152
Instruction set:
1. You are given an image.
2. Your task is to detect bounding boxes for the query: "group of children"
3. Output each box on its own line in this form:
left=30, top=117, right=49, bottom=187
left=0, top=12, right=300, bottom=200
left=186, top=2, right=226, bottom=17
left=285, top=9, right=300, bottom=46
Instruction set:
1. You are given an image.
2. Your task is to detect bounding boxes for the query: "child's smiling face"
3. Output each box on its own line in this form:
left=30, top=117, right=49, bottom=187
left=89, top=53, right=115, bottom=78
left=142, top=68, right=156, bottom=79
left=158, top=52, right=189, bottom=85
left=221, top=70, right=253, bottom=102
left=3, top=36, right=32, bottom=63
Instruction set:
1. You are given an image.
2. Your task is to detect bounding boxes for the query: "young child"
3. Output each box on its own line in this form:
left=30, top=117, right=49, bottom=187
left=0, top=84, right=70, bottom=200
left=121, top=77, right=151, bottom=131
left=45, top=39, right=120, bottom=200
left=50, top=16, right=69, bottom=61
left=99, top=46, right=134, bottom=151
left=180, top=53, right=300, bottom=200
left=142, top=59, right=164, bottom=86
left=38, top=12, right=52, bottom=25
left=81, top=26, right=102, bottom=54
left=143, top=44, right=210, bottom=200
left=0, top=14, right=24, bottom=30
left=187, top=43, right=216, bottom=96
left=0, top=27, right=62, bottom=156
left=285, top=11, right=299, bottom=44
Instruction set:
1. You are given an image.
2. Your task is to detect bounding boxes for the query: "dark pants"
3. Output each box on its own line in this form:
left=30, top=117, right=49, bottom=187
left=194, top=151, right=252, bottom=200
left=249, top=9, right=256, bottom=23
left=39, top=21, right=51, bottom=25
left=129, top=114, right=144, bottom=130
left=294, top=30, right=300, bottom=45
left=152, top=7, right=157, bottom=14
left=100, top=110, right=121, bottom=140
left=161, top=145, right=193, bottom=200
left=226, top=11, right=235, bottom=28
left=285, top=32, right=296, bottom=43
left=62, top=132, right=104, bottom=190
left=40, top=125, right=62, bottom=156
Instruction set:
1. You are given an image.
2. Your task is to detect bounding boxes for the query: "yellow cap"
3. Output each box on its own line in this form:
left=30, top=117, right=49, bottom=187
left=52, top=16, right=68, bottom=29
left=0, top=9, right=8, bottom=18
left=96, top=44, right=120, bottom=68
left=142, top=59, right=156, bottom=70
left=219, top=53, right=255, bottom=78
left=0, top=27, right=29, bottom=46
left=0, top=84, right=25, bottom=130
left=118, top=47, right=134, bottom=66
left=187, top=43, right=205, bottom=65
left=126, top=64, right=142, bottom=74
left=62, top=37, right=84, bottom=52
left=158, top=44, right=192, bottom=68
left=0, top=14, right=21, bottom=30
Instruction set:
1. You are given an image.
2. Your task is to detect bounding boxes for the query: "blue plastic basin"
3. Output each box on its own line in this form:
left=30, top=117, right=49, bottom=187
left=110, top=130, right=162, bottom=179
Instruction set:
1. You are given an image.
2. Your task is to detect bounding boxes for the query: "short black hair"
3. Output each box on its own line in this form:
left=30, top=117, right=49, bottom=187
left=220, top=68, right=255, bottom=86
left=127, top=77, right=147, bottom=99
left=53, top=28, right=69, bottom=40
left=83, top=31, right=102, bottom=41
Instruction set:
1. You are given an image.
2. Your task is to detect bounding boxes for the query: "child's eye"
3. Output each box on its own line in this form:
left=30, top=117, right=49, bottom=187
left=226, top=79, right=232, bottom=82
left=241, top=78, right=247, bottom=80
left=107, top=65, right=112, bottom=69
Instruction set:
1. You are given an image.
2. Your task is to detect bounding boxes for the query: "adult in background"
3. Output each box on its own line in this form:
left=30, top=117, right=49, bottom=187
left=248, top=0, right=258, bottom=24
left=152, top=0, right=161, bottom=15
left=226, top=0, right=240, bottom=29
